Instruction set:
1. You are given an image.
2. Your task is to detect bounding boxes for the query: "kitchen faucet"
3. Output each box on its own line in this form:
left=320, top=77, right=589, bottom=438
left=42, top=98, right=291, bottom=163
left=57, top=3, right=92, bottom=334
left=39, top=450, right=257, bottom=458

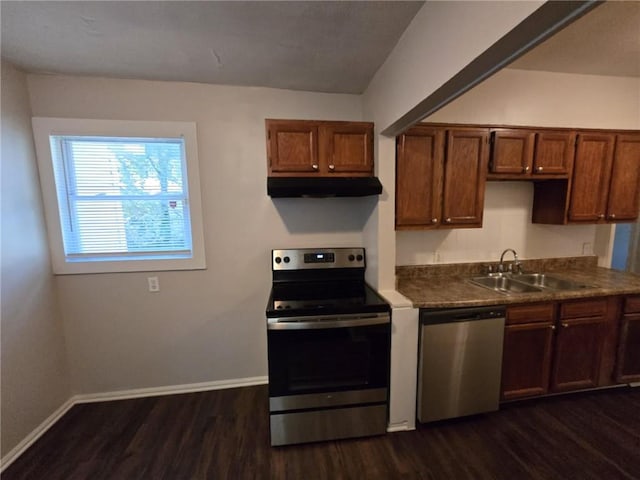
left=499, top=248, right=522, bottom=273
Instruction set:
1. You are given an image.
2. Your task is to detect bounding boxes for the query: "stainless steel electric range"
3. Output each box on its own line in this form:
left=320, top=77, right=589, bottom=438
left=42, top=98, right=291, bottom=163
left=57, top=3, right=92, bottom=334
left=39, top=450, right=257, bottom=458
left=265, top=247, right=391, bottom=446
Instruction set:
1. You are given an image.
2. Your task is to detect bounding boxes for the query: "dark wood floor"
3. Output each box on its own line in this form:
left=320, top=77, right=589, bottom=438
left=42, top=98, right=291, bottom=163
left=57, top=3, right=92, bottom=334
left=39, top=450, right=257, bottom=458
left=3, top=385, right=640, bottom=479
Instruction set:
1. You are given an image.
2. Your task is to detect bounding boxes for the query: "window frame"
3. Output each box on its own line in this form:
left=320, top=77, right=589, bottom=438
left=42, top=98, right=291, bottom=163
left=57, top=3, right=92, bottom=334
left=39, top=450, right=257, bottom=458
left=32, top=117, right=207, bottom=274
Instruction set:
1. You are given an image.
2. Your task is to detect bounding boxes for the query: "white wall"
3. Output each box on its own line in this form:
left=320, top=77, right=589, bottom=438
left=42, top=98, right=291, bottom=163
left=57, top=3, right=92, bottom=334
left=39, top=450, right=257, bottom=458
left=363, top=0, right=544, bottom=133
left=360, top=2, right=545, bottom=431
left=362, top=1, right=544, bottom=290
left=397, top=68, right=640, bottom=266
left=26, top=74, right=372, bottom=394
left=1, top=61, right=71, bottom=457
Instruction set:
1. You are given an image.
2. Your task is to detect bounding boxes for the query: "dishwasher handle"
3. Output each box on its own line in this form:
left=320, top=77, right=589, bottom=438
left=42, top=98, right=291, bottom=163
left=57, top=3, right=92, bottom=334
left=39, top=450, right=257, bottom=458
left=420, top=305, right=506, bottom=325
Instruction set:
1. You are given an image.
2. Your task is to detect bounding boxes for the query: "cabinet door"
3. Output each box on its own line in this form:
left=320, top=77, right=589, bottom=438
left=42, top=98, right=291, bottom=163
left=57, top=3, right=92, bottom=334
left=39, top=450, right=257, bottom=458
left=489, top=129, right=534, bottom=174
left=551, top=316, right=606, bottom=392
left=396, top=128, right=444, bottom=228
left=568, top=133, right=615, bottom=222
left=616, top=313, right=640, bottom=383
left=501, top=322, right=554, bottom=400
left=322, top=123, right=373, bottom=175
left=533, top=131, right=575, bottom=175
left=267, top=120, right=319, bottom=174
left=441, top=129, right=489, bottom=227
left=606, top=134, right=640, bottom=222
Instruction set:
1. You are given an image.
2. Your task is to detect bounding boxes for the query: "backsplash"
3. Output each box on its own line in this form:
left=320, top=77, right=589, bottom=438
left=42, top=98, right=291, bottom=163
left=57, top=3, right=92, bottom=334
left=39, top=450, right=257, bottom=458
left=396, top=182, right=602, bottom=265
left=396, top=255, right=599, bottom=282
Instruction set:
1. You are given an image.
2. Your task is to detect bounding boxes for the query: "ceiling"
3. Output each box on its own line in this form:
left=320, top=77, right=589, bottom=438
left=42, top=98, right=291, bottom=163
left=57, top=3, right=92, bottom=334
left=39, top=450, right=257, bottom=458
left=0, top=1, right=424, bottom=94
left=1, top=1, right=639, bottom=97
left=509, top=0, right=640, bottom=78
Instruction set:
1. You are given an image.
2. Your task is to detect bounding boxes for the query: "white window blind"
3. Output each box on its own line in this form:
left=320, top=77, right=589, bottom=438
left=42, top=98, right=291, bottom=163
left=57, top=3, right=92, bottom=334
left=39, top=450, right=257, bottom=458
left=32, top=118, right=206, bottom=274
left=50, top=136, right=192, bottom=261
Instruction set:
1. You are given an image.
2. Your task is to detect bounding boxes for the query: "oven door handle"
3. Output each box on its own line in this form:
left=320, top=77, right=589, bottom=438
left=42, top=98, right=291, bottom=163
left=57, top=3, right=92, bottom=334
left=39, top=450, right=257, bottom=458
left=267, top=313, right=390, bottom=330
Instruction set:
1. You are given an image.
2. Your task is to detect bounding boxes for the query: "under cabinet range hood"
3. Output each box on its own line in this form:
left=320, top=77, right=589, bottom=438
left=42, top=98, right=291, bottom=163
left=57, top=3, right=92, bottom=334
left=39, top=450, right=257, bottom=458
left=267, top=177, right=383, bottom=198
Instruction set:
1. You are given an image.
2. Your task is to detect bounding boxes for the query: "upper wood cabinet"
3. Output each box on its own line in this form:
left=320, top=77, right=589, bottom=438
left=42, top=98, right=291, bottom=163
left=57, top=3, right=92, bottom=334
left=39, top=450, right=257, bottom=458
left=395, top=125, right=488, bottom=229
left=395, top=128, right=444, bottom=227
left=266, top=119, right=373, bottom=177
left=568, top=133, right=616, bottom=222
left=534, top=131, right=576, bottom=175
left=489, top=129, right=535, bottom=175
left=442, top=129, right=489, bottom=226
left=534, top=133, right=640, bottom=225
left=489, top=129, right=574, bottom=178
left=568, top=133, right=640, bottom=223
left=397, top=122, right=638, bottom=225
left=607, top=134, right=640, bottom=222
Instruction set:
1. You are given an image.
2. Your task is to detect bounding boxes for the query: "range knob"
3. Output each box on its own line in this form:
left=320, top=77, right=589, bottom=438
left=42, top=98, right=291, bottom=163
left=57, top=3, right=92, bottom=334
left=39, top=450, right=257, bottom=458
left=356, top=254, right=363, bottom=262
left=275, top=257, right=282, bottom=264
left=348, top=254, right=355, bottom=261
left=283, top=256, right=290, bottom=263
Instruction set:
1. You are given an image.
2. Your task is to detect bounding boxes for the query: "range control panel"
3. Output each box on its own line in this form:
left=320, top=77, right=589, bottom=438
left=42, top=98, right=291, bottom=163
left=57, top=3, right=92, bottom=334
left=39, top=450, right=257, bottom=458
left=272, top=248, right=365, bottom=271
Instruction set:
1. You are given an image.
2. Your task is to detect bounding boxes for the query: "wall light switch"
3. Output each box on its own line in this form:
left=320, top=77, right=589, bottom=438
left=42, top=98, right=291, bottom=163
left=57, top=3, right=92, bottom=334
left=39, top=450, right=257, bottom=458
left=147, top=276, right=160, bottom=293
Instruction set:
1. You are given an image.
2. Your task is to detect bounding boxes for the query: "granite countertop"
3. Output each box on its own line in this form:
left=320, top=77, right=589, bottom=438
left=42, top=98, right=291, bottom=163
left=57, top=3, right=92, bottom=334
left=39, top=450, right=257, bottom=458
left=396, top=256, right=640, bottom=309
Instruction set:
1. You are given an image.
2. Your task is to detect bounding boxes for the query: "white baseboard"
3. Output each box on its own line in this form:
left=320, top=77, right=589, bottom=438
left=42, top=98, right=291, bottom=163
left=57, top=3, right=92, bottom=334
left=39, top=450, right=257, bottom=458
left=0, top=398, right=75, bottom=473
left=387, top=421, right=415, bottom=433
left=0, top=375, right=268, bottom=473
left=74, top=375, right=268, bottom=404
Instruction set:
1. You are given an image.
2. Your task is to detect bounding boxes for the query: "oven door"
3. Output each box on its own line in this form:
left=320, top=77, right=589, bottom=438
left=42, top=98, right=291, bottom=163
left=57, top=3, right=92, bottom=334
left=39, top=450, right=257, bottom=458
left=267, top=313, right=390, bottom=401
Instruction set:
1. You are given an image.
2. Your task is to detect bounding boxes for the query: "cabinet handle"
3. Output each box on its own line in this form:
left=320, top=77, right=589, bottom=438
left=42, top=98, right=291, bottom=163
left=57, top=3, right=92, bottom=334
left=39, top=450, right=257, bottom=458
left=328, top=164, right=335, bottom=171
left=444, top=218, right=452, bottom=223
left=598, top=214, right=605, bottom=219
left=550, top=325, right=556, bottom=330
left=536, top=166, right=544, bottom=172
left=431, top=218, right=438, bottom=224
left=523, top=166, right=530, bottom=172
left=312, top=164, right=319, bottom=170
left=609, top=213, right=616, bottom=220
left=561, top=322, right=569, bottom=328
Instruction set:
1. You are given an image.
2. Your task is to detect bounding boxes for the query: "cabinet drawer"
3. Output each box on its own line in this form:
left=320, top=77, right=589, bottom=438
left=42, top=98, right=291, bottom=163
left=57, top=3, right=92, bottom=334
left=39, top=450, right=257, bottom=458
left=507, top=303, right=555, bottom=325
left=624, top=296, right=640, bottom=314
left=560, top=299, right=607, bottom=319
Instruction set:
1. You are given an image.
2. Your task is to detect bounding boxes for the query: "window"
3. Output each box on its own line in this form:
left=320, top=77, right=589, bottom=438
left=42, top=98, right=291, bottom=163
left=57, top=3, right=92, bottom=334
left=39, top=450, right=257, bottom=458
left=32, top=118, right=206, bottom=274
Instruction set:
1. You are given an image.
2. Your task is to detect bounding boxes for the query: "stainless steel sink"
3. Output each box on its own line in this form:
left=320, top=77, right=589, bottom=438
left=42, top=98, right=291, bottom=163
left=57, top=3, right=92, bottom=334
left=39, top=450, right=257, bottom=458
left=470, top=276, right=544, bottom=294
left=508, top=273, right=596, bottom=291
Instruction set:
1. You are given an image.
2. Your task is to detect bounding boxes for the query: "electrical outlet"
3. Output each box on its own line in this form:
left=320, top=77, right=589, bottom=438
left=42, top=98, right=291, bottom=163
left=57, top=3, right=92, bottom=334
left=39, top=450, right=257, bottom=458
left=147, top=276, right=160, bottom=293
left=582, top=242, right=593, bottom=255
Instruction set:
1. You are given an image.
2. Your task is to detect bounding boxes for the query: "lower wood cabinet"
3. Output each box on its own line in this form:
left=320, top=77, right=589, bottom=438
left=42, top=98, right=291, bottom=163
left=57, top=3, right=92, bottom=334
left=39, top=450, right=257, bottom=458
left=501, top=303, right=555, bottom=400
left=616, top=296, right=640, bottom=383
left=550, top=300, right=607, bottom=392
left=501, top=298, right=611, bottom=400
left=502, top=321, right=554, bottom=400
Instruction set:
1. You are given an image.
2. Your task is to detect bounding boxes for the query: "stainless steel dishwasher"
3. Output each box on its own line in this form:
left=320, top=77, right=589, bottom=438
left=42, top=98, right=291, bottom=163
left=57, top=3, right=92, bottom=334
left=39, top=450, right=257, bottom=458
left=417, top=305, right=506, bottom=423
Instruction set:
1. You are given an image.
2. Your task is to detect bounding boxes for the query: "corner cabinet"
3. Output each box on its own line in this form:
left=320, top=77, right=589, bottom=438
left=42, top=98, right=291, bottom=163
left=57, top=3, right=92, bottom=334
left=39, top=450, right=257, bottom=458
left=266, top=119, right=373, bottom=177
left=616, top=295, right=640, bottom=383
left=396, top=125, right=488, bottom=230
